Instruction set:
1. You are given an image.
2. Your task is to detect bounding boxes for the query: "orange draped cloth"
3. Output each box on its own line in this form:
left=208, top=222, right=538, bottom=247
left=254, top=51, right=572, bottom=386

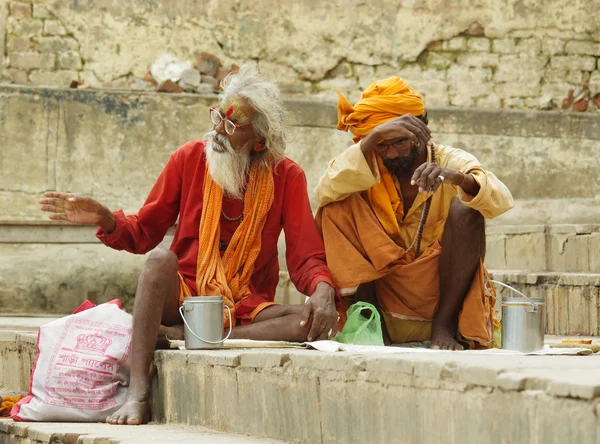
left=193, top=160, right=274, bottom=326
left=316, top=193, right=497, bottom=348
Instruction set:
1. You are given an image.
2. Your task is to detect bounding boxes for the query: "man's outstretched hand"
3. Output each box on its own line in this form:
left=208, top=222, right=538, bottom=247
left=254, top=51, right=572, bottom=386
left=39, top=192, right=116, bottom=233
left=300, top=282, right=338, bottom=342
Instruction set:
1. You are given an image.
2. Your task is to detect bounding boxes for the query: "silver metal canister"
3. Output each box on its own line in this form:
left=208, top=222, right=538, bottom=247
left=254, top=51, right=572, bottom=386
left=486, top=280, right=545, bottom=353
left=179, top=296, right=232, bottom=349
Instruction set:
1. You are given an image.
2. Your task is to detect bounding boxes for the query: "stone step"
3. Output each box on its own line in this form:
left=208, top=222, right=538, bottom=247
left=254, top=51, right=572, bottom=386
left=486, top=224, right=600, bottom=273
left=2, top=331, right=599, bottom=444
left=489, top=270, right=600, bottom=336
left=0, top=419, right=284, bottom=443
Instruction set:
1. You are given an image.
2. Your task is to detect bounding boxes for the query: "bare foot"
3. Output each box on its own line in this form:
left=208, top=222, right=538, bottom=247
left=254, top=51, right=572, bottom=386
left=430, top=329, right=464, bottom=351
left=156, top=324, right=184, bottom=349
left=106, top=400, right=150, bottom=425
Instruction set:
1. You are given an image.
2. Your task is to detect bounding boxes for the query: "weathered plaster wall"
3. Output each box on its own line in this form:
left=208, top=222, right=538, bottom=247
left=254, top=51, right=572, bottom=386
left=1, top=0, right=599, bottom=110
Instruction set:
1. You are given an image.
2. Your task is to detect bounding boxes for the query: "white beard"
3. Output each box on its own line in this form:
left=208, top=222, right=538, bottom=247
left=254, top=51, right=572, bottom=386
left=204, top=130, right=251, bottom=200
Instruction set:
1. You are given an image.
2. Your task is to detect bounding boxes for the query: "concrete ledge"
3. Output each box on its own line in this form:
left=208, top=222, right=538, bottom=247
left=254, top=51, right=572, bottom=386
left=2, top=332, right=599, bottom=443
left=0, top=419, right=283, bottom=443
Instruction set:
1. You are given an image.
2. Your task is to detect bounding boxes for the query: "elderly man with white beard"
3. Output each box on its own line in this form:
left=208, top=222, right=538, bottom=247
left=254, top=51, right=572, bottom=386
left=39, top=65, right=338, bottom=425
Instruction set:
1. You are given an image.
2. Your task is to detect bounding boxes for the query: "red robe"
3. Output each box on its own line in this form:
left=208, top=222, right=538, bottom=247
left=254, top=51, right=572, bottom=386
left=97, top=141, right=334, bottom=323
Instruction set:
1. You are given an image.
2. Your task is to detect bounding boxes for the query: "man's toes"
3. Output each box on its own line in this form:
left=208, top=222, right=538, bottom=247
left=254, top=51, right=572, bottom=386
left=127, top=416, right=141, bottom=425
left=117, top=415, right=127, bottom=425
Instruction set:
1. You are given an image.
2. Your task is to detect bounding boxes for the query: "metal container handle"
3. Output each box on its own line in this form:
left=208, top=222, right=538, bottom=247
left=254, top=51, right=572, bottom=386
left=484, top=279, right=540, bottom=312
left=179, top=304, right=233, bottom=345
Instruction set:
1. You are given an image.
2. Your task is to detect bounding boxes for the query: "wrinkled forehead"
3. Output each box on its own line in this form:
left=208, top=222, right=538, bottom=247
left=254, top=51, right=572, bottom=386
left=219, top=95, right=255, bottom=125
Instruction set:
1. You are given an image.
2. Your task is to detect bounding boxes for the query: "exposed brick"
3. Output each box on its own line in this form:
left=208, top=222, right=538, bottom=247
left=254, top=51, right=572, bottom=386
left=32, top=4, right=52, bottom=18
left=467, top=37, right=490, bottom=52
left=542, top=39, right=565, bottom=55
left=43, top=20, right=66, bottom=36
left=494, top=55, right=547, bottom=84
left=3, top=68, right=29, bottom=84
left=7, top=18, right=43, bottom=37
left=425, top=52, right=454, bottom=68
left=456, top=52, right=499, bottom=67
left=543, top=69, right=586, bottom=85
left=550, top=55, right=596, bottom=72
left=492, top=38, right=516, bottom=54
left=58, top=52, right=82, bottom=70
left=565, top=40, right=600, bottom=56
left=442, top=37, right=466, bottom=51
left=495, top=82, right=541, bottom=98
left=515, top=38, right=541, bottom=56
left=9, top=2, right=32, bottom=19
left=589, top=71, right=600, bottom=95
left=29, top=70, right=79, bottom=86
left=503, top=97, right=526, bottom=108
left=9, top=52, right=55, bottom=70
left=36, top=36, right=78, bottom=52
left=476, top=93, right=501, bottom=108
left=7, top=36, right=31, bottom=52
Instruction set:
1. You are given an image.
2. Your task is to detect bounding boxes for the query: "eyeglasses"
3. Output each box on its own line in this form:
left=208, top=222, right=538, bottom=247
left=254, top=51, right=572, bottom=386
left=209, top=107, right=249, bottom=136
left=373, top=139, right=414, bottom=155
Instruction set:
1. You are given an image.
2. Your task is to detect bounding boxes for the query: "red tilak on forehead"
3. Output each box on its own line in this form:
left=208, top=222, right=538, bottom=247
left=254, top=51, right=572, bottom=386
left=225, top=106, right=234, bottom=118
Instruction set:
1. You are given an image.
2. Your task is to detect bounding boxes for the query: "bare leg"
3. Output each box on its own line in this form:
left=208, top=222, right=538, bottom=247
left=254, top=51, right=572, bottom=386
left=431, top=197, right=485, bottom=350
left=229, top=305, right=311, bottom=342
left=107, top=248, right=181, bottom=425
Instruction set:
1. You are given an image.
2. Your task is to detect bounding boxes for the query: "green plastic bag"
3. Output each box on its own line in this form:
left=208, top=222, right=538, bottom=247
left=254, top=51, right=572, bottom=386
left=335, top=302, right=384, bottom=346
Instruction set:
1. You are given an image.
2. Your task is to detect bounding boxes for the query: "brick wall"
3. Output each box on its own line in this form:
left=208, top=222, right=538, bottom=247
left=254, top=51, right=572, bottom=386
left=0, top=0, right=599, bottom=111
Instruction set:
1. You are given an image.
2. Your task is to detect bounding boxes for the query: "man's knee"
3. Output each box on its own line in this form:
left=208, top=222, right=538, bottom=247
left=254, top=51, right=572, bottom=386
left=142, top=248, right=179, bottom=277
left=447, top=197, right=484, bottom=233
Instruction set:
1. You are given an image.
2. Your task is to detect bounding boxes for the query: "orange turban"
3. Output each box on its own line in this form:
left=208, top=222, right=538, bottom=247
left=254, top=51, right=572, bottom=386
left=337, top=77, right=425, bottom=142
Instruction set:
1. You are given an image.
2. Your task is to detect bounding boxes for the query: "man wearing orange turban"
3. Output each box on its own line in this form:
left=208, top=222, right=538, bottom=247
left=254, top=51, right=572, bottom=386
left=39, top=66, right=338, bottom=425
left=316, top=76, right=514, bottom=350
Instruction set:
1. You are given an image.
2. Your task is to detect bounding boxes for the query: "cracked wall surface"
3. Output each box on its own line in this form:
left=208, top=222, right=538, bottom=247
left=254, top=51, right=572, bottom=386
left=0, top=0, right=599, bottom=110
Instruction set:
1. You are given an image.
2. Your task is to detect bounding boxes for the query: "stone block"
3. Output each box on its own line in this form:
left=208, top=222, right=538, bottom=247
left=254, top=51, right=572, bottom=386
left=467, top=37, right=491, bottom=52
left=425, top=52, right=454, bottom=68
left=550, top=55, right=596, bottom=72
left=9, top=2, right=31, bottom=19
left=565, top=40, right=600, bottom=56
left=495, top=82, right=541, bottom=98
left=494, top=54, right=547, bottom=84
left=548, top=231, right=590, bottom=272
left=475, top=93, right=501, bottom=108
left=7, top=17, right=43, bottom=37
left=515, top=38, right=542, bottom=56
left=542, top=38, right=565, bottom=55
left=589, top=233, right=600, bottom=273
left=504, top=232, right=546, bottom=271
left=2, top=68, right=29, bottom=84
left=589, top=70, right=600, bottom=92
left=36, top=36, right=78, bottom=52
left=32, top=4, right=52, bottom=18
left=456, top=52, right=499, bottom=67
left=544, top=69, right=586, bottom=85
left=442, top=36, right=466, bottom=51
left=43, top=19, right=66, bottom=36
left=485, top=234, right=506, bottom=269
left=58, top=52, right=82, bottom=70
left=29, top=69, right=78, bottom=86
left=239, top=350, right=290, bottom=368
left=492, top=38, right=516, bottom=54
left=7, top=36, right=31, bottom=52
left=9, top=52, right=55, bottom=70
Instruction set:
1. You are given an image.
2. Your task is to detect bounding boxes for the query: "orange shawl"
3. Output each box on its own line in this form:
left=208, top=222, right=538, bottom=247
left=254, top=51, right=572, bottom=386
left=196, top=160, right=274, bottom=326
left=337, top=76, right=426, bottom=245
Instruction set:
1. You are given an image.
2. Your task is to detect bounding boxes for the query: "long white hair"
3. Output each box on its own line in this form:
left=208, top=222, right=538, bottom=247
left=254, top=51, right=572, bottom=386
left=219, top=65, right=286, bottom=167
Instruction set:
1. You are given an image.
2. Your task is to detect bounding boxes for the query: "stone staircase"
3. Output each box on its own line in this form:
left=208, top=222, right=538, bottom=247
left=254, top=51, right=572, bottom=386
left=486, top=223, right=600, bottom=336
